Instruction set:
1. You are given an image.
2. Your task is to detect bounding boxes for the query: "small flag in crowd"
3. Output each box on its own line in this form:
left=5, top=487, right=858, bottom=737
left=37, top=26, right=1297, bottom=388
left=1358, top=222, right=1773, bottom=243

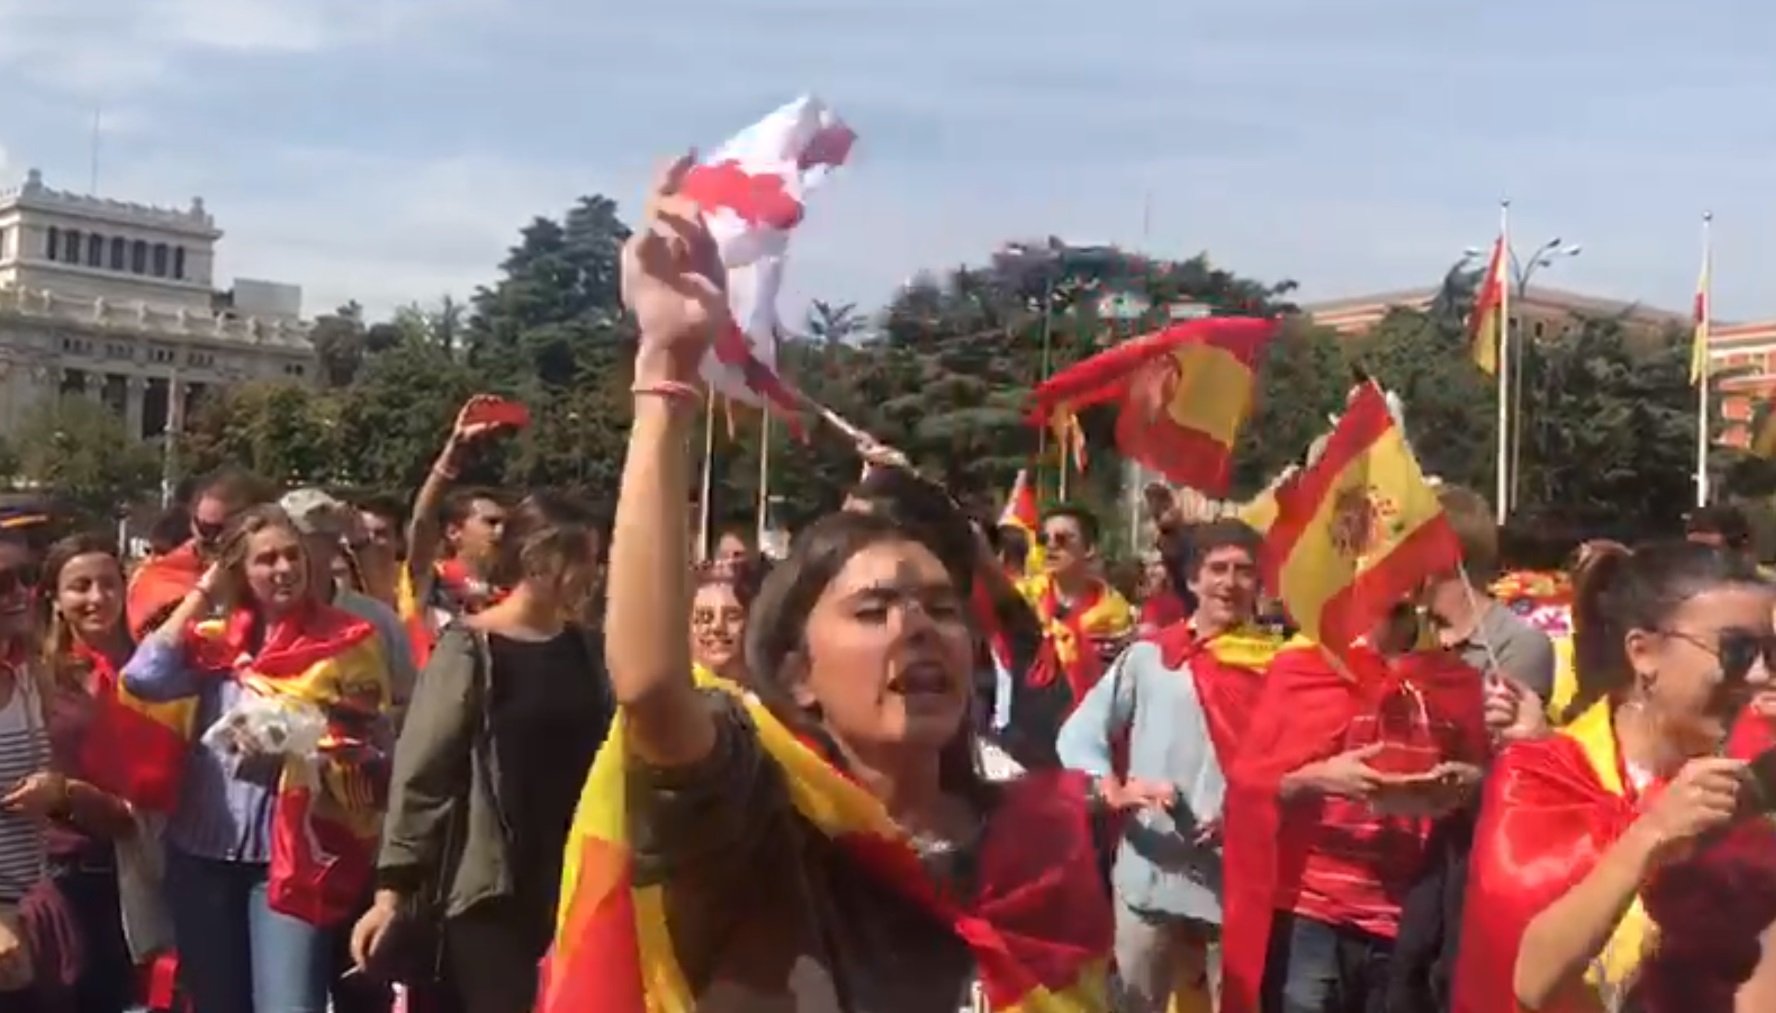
left=1028, top=316, right=1278, bottom=496
left=1262, top=382, right=1461, bottom=659
left=680, top=96, right=856, bottom=414
left=1469, top=235, right=1507, bottom=375
left=997, top=468, right=1045, bottom=578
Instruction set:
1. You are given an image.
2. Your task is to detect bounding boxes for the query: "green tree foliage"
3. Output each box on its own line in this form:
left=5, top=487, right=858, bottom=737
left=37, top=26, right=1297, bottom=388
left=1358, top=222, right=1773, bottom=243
left=18, top=396, right=159, bottom=524
left=181, top=381, right=339, bottom=485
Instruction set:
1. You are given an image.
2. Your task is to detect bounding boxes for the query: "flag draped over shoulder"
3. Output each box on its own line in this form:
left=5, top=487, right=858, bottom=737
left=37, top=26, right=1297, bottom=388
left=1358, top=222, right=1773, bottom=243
left=680, top=96, right=856, bottom=417
left=1221, top=642, right=1487, bottom=1013
left=1028, top=317, right=1278, bottom=495
left=125, top=541, right=204, bottom=640
left=540, top=669, right=1112, bottom=1012
left=1470, top=236, right=1507, bottom=375
left=1262, top=383, right=1461, bottom=659
left=115, top=603, right=391, bottom=926
left=1018, top=573, right=1133, bottom=705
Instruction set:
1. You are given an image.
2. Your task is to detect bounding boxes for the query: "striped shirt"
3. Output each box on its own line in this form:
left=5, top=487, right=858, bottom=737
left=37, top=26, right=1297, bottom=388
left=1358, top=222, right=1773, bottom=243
left=0, top=679, right=49, bottom=902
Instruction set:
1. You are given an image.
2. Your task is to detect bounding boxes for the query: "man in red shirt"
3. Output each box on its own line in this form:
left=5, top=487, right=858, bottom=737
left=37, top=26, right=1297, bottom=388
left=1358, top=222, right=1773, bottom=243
left=1221, top=602, right=1489, bottom=1013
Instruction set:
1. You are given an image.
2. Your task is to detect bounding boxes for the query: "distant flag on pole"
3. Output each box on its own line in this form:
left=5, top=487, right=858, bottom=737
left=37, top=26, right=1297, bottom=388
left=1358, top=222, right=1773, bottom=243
left=680, top=96, right=856, bottom=417
left=1469, top=236, right=1507, bottom=375
left=1691, top=247, right=1711, bottom=385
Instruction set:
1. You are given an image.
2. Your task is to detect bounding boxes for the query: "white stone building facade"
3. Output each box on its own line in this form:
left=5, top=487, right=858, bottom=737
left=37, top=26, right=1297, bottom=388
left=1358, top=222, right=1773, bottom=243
left=0, top=169, right=315, bottom=439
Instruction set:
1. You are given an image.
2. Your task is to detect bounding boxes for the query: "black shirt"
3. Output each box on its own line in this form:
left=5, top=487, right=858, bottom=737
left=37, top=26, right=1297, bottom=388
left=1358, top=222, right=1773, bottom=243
left=486, top=628, right=612, bottom=939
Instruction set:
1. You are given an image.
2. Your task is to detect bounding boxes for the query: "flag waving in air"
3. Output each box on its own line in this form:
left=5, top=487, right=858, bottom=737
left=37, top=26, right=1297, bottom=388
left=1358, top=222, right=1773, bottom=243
left=680, top=96, right=856, bottom=415
left=1029, top=316, right=1279, bottom=495
left=1469, top=235, right=1507, bottom=375
left=1692, top=245, right=1712, bottom=385
left=1262, top=382, right=1461, bottom=659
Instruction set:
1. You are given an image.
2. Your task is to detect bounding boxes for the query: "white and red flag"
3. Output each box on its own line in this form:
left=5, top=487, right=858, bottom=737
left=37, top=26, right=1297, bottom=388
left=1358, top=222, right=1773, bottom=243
left=679, top=96, right=856, bottom=414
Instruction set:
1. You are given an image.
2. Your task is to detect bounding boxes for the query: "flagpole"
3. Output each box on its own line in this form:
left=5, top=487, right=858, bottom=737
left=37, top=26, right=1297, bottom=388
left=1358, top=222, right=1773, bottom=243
left=1697, top=210, right=1714, bottom=508
left=756, top=409, right=772, bottom=550
left=1494, top=199, right=1512, bottom=525
left=697, top=388, right=716, bottom=564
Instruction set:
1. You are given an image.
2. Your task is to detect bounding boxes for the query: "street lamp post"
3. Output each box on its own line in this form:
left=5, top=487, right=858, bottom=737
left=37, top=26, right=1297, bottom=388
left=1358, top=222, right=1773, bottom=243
left=1460, top=235, right=1581, bottom=513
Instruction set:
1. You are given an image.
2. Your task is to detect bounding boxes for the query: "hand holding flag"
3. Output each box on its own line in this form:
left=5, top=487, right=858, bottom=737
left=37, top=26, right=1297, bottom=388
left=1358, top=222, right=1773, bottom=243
left=621, top=155, right=729, bottom=384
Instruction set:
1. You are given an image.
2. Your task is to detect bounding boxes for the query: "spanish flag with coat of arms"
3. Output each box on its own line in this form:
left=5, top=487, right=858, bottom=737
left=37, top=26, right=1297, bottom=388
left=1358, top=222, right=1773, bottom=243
left=1029, top=317, right=1278, bottom=495
left=1261, top=382, right=1462, bottom=659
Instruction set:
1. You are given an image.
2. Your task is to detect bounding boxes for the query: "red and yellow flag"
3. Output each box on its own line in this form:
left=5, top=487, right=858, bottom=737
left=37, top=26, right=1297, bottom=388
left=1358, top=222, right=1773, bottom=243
left=1469, top=236, right=1507, bottom=375
left=1029, top=317, right=1278, bottom=495
left=1261, top=383, right=1462, bottom=657
left=998, top=468, right=1045, bottom=576
left=540, top=669, right=1112, bottom=1012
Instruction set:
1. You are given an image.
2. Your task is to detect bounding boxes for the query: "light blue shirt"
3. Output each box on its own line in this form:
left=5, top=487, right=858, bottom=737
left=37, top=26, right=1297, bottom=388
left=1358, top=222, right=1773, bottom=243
left=1056, top=638, right=1230, bottom=924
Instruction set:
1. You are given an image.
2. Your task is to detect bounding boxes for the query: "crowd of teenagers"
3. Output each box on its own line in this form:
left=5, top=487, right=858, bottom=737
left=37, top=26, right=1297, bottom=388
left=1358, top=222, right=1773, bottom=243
left=0, top=161, right=1769, bottom=1013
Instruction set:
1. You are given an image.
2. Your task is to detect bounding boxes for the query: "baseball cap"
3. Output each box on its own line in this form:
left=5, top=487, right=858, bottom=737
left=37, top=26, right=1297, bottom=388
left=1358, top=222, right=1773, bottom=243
left=279, top=488, right=349, bottom=537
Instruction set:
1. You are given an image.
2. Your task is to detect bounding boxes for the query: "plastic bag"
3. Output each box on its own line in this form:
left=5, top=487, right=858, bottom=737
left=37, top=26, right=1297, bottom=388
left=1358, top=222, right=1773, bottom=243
left=201, top=692, right=327, bottom=762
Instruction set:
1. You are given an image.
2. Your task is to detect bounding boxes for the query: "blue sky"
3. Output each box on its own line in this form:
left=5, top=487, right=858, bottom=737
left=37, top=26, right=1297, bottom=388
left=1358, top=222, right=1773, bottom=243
left=2, top=0, right=1771, bottom=324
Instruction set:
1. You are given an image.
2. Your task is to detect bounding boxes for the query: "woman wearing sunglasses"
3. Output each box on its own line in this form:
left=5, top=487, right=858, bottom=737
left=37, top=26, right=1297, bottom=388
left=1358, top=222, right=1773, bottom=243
left=1454, top=541, right=1776, bottom=1013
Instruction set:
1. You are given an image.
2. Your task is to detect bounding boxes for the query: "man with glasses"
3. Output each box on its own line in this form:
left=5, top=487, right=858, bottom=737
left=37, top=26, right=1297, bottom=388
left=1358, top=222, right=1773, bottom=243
left=1018, top=507, right=1134, bottom=697
left=126, top=466, right=271, bottom=637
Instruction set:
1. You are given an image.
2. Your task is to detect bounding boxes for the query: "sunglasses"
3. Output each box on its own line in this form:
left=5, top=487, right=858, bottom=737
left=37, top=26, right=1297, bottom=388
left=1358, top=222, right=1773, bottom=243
left=1042, top=531, right=1078, bottom=550
left=1666, top=628, right=1776, bottom=684
left=193, top=520, right=227, bottom=543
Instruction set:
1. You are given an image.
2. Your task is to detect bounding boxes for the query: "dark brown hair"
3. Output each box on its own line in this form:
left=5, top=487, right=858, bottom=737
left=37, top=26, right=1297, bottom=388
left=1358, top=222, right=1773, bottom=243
left=743, top=510, right=989, bottom=806
left=489, top=492, right=597, bottom=604
left=1566, top=540, right=1762, bottom=723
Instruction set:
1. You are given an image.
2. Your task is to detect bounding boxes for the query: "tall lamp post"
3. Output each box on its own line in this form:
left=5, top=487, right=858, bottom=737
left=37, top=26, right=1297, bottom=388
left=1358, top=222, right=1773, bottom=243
left=1461, top=235, right=1582, bottom=514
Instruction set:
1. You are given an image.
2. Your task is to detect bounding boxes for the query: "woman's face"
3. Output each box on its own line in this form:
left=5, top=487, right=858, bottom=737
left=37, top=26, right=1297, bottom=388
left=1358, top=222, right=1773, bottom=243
left=690, top=581, right=747, bottom=676
left=1629, top=582, right=1776, bottom=757
left=791, top=539, right=974, bottom=755
left=243, top=526, right=308, bottom=613
left=56, top=552, right=124, bottom=644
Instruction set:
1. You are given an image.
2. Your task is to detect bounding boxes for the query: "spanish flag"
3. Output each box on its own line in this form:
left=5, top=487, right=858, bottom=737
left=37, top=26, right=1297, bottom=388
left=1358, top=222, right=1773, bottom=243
left=540, top=670, right=1113, bottom=1012
left=1029, top=317, right=1278, bottom=495
left=1752, top=399, right=1776, bottom=460
left=1469, top=235, right=1507, bottom=375
left=999, top=468, right=1045, bottom=576
left=1261, top=383, right=1462, bottom=657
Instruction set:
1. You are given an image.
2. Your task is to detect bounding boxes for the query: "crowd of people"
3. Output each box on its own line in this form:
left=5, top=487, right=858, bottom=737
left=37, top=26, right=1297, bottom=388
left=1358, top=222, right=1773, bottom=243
left=0, top=160, right=1769, bottom=1013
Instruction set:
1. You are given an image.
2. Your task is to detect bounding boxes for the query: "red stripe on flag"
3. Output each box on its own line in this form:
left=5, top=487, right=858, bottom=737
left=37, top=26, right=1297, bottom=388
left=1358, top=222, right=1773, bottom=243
left=1113, top=404, right=1239, bottom=493
left=538, top=838, right=645, bottom=1013
left=1312, top=517, right=1461, bottom=652
left=1263, top=390, right=1396, bottom=564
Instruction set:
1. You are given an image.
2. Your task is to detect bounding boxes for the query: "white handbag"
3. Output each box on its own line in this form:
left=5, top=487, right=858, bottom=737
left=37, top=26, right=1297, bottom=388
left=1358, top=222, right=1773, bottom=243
left=114, top=811, right=175, bottom=962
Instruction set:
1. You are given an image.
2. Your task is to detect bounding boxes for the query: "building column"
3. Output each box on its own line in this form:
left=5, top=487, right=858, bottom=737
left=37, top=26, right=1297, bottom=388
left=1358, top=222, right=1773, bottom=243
left=126, top=375, right=147, bottom=441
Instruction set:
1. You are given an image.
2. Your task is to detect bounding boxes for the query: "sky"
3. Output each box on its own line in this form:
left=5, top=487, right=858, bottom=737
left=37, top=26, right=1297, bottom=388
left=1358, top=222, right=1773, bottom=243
left=3, top=0, right=1774, bottom=325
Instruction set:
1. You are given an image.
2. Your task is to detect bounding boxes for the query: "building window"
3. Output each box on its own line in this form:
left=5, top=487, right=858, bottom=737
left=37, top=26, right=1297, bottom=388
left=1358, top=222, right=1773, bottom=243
left=101, top=374, right=128, bottom=417
left=174, top=247, right=187, bottom=281
left=110, top=236, right=126, bottom=270
left=149, top=346, right=175, bottom=365
left=283, top=363, right=306, bottom=378
left=59, top=369, right=86, bottom=397
left=142, top=378, right=169, bottom=439
left=86, top=233, right=103, bottom=267
left=63, top=229, right=82, bottom=263
left=1533, top=320, right=1546, bottom=339
left=45, top=227, right=58, bottom=262
left=130, top=240, right=147, bottom=274
left=186, top=351, right=214, bottom=369
left=152, top=243, right=169, bottom=278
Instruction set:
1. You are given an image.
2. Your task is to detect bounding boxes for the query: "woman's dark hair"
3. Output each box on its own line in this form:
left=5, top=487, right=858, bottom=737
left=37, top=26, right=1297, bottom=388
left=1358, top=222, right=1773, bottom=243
left=1566, top=540, right=1762, bottom=723
left=743, top=510, right=989, bottom=806
left=488, top=492, right=597, bottom=596
left=849, top=467, right=980, bottom=591
left=694, top=557, right=765, bottom=610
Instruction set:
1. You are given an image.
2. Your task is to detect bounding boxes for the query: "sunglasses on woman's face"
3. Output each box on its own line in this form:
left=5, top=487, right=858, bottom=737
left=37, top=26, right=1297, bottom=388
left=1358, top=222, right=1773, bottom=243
left=1668, top=627, right=1776, bottom=684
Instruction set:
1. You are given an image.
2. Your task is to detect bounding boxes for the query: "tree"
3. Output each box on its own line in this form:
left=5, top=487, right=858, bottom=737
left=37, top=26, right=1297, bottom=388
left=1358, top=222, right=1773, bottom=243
left=17, top=396, right=158, bottom=524
left=311, top=301, right=367, bottom=388
left=1346, top=306, right=1494, bottom=493
left=180, top=382, right=339, bottom=486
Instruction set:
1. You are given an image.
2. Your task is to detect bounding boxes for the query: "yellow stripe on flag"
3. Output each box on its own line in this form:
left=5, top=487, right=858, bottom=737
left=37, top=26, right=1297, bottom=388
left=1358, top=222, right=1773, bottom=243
left=1162, top=343, right=1255, bottom=448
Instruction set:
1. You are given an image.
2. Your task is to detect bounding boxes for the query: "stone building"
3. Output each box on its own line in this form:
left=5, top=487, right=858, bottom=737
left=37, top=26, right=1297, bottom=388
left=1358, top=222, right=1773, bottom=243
left=0, top=168, right=314, bottom=439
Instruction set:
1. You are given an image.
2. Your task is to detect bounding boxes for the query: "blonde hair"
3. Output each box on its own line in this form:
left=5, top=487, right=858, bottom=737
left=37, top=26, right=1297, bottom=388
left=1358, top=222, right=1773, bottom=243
left=212, top=505, right=315, bottom=613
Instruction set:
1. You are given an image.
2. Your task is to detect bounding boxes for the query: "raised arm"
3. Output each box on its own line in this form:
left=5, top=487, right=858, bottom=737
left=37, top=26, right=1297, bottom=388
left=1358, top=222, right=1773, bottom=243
left=404, top=396, right=503, bottom=591
left=606, top=156, right=730, bottom=767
